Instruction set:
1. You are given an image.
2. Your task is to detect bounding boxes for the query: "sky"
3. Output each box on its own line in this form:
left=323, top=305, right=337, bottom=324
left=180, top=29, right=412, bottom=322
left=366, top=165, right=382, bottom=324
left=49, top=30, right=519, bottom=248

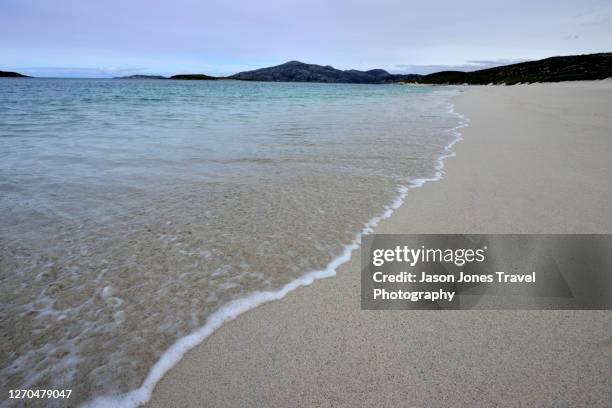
left=1, top=0, right=611, bottom=77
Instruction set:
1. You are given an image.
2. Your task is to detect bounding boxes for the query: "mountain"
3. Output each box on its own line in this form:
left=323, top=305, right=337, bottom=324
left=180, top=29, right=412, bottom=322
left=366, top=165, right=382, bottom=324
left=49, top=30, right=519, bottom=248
left=0, top=70, right=30, bottom=77
left=115, top=75, right=167, bottom=79
left=230, top=61, right=420, bottom=84
left=169, top=74, right=220, bottom=80
left=416, top=53, right=612, bottom=85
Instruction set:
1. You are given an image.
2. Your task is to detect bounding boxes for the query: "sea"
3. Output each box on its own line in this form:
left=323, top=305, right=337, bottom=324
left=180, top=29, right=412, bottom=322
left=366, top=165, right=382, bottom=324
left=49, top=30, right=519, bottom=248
left=0, top=78, right=464, bottom=407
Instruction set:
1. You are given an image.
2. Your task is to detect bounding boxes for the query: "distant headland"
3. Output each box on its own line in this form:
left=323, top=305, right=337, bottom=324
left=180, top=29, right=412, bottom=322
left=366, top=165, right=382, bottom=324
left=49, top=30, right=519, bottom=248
left=416, top=52, right=612, bottom=85
left=0, top=70, right=30, bottom=77
left=3, top=53, right=611, bottom=84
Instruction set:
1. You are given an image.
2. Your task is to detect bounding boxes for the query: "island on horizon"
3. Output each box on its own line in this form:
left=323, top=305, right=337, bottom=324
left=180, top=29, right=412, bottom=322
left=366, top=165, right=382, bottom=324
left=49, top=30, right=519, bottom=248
left=0, top=70, right=30, bottom=78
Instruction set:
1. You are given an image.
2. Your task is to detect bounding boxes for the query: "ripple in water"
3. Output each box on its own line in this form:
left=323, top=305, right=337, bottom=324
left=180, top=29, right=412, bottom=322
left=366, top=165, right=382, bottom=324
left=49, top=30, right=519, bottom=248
left=0, top=78, right=462, bottom=406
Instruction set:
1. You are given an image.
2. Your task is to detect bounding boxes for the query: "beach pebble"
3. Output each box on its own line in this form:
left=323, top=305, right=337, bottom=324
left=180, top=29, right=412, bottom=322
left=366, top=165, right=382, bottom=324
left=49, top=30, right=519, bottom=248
left=101, top=286, right=113, bottom=299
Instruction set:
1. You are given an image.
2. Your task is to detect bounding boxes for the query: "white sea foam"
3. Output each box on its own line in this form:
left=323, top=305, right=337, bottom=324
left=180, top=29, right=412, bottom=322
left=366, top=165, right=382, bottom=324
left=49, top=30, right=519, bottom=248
left=84, top=99, right=468, bottom=408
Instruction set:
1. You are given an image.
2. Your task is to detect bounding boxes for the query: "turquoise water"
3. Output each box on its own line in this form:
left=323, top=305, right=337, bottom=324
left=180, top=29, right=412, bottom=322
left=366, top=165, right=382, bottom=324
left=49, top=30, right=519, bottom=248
left=0, top=78, right=461, bottom=406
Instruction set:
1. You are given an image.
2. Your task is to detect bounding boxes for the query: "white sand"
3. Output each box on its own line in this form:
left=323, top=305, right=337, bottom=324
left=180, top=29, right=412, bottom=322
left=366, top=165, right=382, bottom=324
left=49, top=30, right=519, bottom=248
left=146, top=81, right=612, bottom=407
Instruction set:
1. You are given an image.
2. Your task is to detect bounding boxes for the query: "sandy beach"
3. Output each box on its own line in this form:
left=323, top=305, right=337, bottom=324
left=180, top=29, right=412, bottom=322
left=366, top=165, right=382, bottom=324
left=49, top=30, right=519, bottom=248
left=146, top=82, right=612, bottom=407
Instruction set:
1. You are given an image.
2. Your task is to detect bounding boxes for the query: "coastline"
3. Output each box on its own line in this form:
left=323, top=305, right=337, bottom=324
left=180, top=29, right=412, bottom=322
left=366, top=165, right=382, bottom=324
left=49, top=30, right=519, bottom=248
left=144, top=81, right=612, bottom=407
left=84, top=87, right=466, bottom=408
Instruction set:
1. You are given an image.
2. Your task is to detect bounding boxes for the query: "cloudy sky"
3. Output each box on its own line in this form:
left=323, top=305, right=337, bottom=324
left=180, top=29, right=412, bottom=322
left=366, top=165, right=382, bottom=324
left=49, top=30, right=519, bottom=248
left=1, top=0, right=611, bottom=77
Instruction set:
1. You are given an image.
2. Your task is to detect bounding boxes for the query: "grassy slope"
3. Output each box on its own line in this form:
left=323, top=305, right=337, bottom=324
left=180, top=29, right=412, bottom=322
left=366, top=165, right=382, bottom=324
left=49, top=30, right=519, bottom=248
left=417, top=53, right=612, bottom=85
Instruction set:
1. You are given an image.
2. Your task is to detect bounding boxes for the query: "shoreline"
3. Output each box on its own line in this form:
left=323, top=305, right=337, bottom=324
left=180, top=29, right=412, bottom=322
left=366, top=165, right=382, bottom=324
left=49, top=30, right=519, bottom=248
left=85, top=89, right=467, bottom=408
left=126, top=81, right=610, bottom=407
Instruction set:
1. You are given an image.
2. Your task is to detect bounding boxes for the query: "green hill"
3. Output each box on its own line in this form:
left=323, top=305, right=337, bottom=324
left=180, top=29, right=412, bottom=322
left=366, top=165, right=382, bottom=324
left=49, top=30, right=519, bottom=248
left=416, top=53, right=612, bottom=85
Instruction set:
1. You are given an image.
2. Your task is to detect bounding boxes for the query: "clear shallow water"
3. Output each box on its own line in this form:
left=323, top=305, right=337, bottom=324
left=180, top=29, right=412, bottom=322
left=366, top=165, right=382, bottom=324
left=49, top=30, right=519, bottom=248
left=0, top=78, right=461, bottom=406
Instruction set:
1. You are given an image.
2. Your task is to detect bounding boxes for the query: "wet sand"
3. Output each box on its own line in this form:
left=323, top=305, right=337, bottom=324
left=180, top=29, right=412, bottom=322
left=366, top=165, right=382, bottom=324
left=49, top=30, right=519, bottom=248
left=147, top=81, right=612, bottom=407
